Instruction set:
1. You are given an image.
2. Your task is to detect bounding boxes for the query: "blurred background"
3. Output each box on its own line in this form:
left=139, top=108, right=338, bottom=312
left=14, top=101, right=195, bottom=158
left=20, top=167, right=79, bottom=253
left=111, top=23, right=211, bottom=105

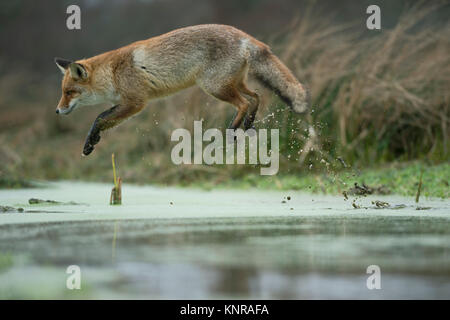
left=0, top=0, right=449, bottom=194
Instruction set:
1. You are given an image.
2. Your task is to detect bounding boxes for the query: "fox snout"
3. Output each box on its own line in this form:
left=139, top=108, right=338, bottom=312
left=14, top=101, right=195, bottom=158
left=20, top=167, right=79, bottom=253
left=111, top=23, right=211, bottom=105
left=56, top=101, right=76, bottom=115
left=55, top=104, right=64, bottom=114
left=55, top=107, right=67, bottom=114
left=56, top=91, right=79, bottom=115
left=56, top=100, right=68, bottom=114
left=56, top=106, right=74, bottom=115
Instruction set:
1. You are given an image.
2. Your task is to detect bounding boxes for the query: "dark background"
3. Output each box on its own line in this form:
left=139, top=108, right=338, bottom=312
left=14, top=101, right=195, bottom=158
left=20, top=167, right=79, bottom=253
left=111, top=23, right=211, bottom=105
left=1, top=0, right=447, bottom=73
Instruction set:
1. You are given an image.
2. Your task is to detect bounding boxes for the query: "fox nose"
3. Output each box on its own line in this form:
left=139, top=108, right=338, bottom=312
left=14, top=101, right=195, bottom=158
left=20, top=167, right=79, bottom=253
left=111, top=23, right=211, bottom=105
left=56, top=109, right=60, bottom=114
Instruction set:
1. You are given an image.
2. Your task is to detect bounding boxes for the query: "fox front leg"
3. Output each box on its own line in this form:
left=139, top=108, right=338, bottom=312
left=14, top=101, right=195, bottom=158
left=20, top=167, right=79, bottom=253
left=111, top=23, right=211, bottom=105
left=82, top=104, right=143, bottom=156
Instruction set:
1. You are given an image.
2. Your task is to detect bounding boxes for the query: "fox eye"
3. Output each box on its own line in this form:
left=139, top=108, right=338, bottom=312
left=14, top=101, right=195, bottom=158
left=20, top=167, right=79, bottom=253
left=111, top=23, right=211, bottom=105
left=65, top=90, right=76, bottom=95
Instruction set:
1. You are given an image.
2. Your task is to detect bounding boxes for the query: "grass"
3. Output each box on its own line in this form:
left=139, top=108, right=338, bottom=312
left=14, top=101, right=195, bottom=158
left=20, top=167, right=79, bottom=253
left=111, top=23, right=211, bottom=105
left=0, top=174, right=35, bottom=189
left=189, top=162, right=450, bottom=199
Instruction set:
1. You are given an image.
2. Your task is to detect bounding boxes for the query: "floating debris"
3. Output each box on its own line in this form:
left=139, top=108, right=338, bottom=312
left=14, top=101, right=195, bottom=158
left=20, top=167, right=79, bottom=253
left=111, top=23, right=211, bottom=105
left=28, top=198, right=82, bottom=205
left=29, top=198, right=60, bottom=205
left=348, top=182, right=391, bottom=196
left=350, top=182, right=371, bottom=196
left=0, top=205, right=24, bottom=213
left=372, top=200, right=390, bottom=208
left=416, top=206, right=431, bottom=210
left=342, top=191, right=348, bottom=200
left=352, top=200, right=360, bottom=209
left=351, top=201, right=408, bottom=210
left=391, top=204, right=407, bottom=210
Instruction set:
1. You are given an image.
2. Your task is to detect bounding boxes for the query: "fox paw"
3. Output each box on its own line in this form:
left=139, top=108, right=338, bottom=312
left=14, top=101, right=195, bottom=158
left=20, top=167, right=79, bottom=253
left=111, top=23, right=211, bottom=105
left=82, top=132, right=101, bottom=156
left=82, top=144, right=94, bottom=156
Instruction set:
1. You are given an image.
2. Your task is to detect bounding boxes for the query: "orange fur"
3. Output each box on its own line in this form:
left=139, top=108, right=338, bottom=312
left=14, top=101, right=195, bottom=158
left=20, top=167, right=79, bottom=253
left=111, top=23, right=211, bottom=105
left=54, top=24, right=309, bottom=155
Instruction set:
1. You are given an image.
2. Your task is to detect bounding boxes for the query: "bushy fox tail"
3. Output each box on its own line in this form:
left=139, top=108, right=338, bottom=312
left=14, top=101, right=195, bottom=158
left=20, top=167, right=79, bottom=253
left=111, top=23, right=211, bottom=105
left=250, top=48, right=310, bottom=113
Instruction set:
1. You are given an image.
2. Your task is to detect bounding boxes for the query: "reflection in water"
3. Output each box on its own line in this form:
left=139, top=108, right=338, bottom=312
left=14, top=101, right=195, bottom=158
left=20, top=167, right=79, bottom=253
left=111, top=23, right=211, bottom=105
left=214, top=267, right=255, bottom=297
left=0, top=215, right=449, bottom=298
left=112, top=221, right=119, bottom=261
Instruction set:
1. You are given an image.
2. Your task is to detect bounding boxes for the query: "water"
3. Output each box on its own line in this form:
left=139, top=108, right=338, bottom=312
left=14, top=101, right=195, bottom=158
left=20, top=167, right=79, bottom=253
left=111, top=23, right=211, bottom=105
left=0, top=182, right=449, bottom=299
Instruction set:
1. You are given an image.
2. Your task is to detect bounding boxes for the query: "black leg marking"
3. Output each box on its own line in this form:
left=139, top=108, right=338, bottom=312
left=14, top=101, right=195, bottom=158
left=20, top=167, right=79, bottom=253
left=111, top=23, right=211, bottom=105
left=82, top=105, right=119, bottom=156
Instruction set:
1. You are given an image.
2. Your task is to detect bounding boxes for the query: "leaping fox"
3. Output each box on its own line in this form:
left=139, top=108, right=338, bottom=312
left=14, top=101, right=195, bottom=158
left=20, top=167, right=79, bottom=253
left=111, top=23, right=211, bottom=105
left=55, top=24, right=309, bottom=156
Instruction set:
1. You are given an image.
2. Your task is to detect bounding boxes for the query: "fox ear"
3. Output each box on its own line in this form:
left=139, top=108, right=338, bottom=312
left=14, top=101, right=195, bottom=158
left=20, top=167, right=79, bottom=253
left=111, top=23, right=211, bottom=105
left=68, top=62, right=88, bottom=81
left=54, top=57, right=72, bottom=74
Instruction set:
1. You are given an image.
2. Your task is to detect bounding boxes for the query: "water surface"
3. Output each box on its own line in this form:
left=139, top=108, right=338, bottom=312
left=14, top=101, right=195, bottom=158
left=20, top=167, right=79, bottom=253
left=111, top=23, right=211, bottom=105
left=0, top=182, right=449, bottom=299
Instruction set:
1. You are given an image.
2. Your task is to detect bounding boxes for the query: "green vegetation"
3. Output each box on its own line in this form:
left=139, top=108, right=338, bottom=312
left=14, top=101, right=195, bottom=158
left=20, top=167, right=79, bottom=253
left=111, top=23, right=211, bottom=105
left=0, top=173, right=35, bottom=189
left=190, top=162, right=449, bottom=199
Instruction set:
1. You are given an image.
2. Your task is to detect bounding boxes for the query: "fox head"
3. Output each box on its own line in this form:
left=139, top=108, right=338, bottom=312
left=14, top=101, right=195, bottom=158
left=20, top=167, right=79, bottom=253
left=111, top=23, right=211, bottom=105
left=54, top=57, right=98, bottom=115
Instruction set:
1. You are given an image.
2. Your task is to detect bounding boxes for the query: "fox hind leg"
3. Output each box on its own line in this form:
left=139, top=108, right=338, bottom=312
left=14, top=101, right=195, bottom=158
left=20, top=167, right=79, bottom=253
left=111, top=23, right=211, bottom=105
left=199, top=56, right=259, bottom=129
left=216, top=86, right=249, bottom=130
left=200, top=80, right=250, bottom=130
left=238, top=81, right=259, bottom=130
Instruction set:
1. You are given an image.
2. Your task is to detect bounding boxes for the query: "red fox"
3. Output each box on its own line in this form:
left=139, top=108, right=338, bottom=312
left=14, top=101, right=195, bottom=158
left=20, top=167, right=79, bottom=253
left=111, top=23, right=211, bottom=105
left=55, top=24, right=309, bottom=156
